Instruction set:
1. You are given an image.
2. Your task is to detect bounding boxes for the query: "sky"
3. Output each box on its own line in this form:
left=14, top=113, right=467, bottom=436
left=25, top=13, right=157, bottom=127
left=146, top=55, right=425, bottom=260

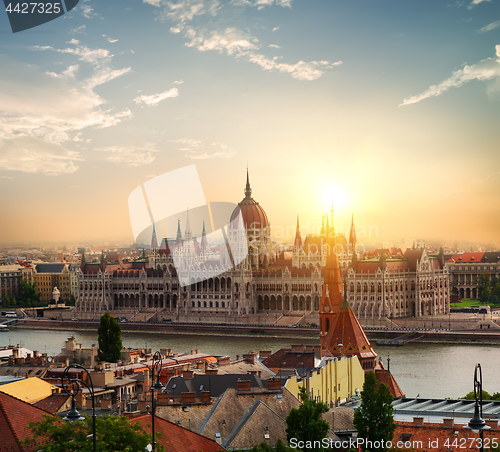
left=0, top=0, right=499, bottom=248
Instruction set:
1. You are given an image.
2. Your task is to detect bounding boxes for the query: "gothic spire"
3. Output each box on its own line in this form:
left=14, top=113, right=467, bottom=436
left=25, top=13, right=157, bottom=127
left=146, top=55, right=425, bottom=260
left=320, top=215, right=325, bottom=236
left=201, top=220, right=208, bottom=250
left=349, top=214, right=357, bottom=249
left=244, top=167, right=252, bottom=198
left=379, top=248, right=387, bottom=270
left=185, top=209, right=192, bottom=241
left=176, top=219, right=183, bottom=246
left=294, top=215, right=302, bottom=248
left=151, top=223, right=158, bottom=250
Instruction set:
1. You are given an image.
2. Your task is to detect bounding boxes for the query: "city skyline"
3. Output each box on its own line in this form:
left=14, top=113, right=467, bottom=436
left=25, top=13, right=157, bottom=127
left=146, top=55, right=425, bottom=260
left=0, top=0, right=499, bottom=246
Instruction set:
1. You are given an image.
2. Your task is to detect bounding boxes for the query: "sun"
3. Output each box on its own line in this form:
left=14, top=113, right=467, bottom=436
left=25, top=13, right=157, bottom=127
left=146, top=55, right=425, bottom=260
left=320, top=183, right=349, bottom=211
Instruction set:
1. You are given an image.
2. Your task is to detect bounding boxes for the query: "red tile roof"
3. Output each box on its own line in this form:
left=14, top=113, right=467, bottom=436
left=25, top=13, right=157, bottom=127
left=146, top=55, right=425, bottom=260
left=447, top=252, right=485, bottom=263
left=32, top=393, right=71, bottom=414
left=394, top=421, right=499, bottom=452
left=133, top=414, right=222, bottom=452
left=0, top=391, right=48, bottom=451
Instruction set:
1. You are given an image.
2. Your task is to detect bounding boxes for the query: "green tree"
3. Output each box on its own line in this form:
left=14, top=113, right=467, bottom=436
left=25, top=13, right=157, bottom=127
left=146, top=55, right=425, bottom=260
left=23, top=413, right=164, bottom=451
left=286, top=386, right=330, bottom=452
left=353, top=371, right=396, bottom=452
left=11, top=296, right=17, bottom=308
left=2, top=295, right=10, bottom=308
left=97, top=312, right=123, bottom=363
left=477, top=273, right=491, bottom=302
left=21, top=279, right=40, bottom=305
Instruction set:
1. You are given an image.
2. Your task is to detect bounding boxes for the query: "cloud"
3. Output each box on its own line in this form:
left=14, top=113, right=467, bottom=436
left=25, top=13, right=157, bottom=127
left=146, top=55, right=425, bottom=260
left=81, top=2, right=99, bottom=19
left=173, top=79, right=184, bottom=84
left=269, top=44, right=281, bottom=49
left=169, top=138, right=235, bottom=159
left=272, top=26, right=279, bottom=32
left=0, top=137, right=82, bottom=176
left=67, top=38, right=80, bottom=45
left=0, top=49, right=132, bottom=148
left=478, top=20, right=500, bottom=33
left=134, top=88, right=179, bottom=106
left=185, top=28, right=340, bottom=80
left=99, top=144, right=158, bottom=166
left=70, top=24, right=87, bottom=34
left=400, top=45, right=500, bottom=106
left=468, top=0, right=490, bottom=8
left=33, top=44, right=112, bottom=66
left=1, top=176, right=13, bottom=179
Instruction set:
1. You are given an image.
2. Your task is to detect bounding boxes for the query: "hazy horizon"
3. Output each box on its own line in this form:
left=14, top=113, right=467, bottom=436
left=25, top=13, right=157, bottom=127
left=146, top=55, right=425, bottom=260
left=1, top=0, right=499, bottom=247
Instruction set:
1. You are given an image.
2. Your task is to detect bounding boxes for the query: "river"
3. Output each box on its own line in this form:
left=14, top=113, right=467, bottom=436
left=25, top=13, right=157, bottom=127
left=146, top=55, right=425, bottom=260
left=2, top=327, right=500, bottom=399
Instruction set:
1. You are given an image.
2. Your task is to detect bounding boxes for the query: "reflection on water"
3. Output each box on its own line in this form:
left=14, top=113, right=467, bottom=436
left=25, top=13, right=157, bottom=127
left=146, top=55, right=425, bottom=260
left=3, top=328, right=500, bottom=399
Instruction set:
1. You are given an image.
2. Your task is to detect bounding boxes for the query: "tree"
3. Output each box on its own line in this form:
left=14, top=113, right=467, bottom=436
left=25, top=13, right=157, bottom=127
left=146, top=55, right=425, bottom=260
left=97, top=312, right=123, bottom=363
left=477, top=273, right=491, bottom=302
left=353, top=371, right=396, bottom=452
left=286, top=386, right=330, bottom=452
left=21, top=279, right=40, bottom=305
left=23, top=413, right=164, bottom=452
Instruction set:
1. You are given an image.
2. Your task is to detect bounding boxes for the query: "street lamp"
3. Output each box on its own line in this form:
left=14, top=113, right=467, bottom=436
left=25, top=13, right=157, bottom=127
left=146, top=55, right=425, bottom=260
left=467, top=363, right=490, bottom=452
left=149, top=351, right=164, bottom=452
left=61, top=364, right=97, bottom=452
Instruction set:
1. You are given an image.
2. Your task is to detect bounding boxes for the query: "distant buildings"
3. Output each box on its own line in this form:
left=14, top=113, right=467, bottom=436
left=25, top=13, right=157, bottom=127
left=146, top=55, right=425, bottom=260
left=75, top=170, right=452, bottom=322
left=446, top=251, right=500, bottom=299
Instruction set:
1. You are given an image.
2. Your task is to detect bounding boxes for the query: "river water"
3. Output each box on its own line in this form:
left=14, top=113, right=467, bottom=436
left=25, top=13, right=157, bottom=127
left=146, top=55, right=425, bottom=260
left=2, top=327, right=500, bottom=399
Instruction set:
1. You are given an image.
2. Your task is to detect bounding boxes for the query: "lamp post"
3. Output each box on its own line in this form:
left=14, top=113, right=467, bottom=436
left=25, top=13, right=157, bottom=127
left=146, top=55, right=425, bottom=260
left=149, top=351, right=164, bottom=452
left=61, top=364, right=97, bottom=452
left=467, top=363, right=490, bottom=452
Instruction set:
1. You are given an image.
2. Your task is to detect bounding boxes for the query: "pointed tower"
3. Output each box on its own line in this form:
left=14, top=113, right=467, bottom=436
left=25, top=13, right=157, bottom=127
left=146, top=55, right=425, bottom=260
left=323, top=292, right=378, bottom=371
left=200, top=221, right=208, bottom=250
left=349, top=215, right=356, bottom=252
left=294, top=216, right=302, bottom=248
left=319, top=212, right=343, bottom=348
left=320, top=215, right=325, bottom=237
left=80, top=252, right=86, bottom=272
left=185, top=209, right=192, bottom=242
left=175, top=220, right=183, bottom=247
left=100, top=250, right=106, bottom=272
left=151, top=223, right=158, bottom=250
left=379, top=248, right=387, bottom=271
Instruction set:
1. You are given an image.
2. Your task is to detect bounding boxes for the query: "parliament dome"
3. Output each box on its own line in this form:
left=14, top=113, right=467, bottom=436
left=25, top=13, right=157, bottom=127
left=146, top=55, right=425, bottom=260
left=230, top=170, right=269, bottom=229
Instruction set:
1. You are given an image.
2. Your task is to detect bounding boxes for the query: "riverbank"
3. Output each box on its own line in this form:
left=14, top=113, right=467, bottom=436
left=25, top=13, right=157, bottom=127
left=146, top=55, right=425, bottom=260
left=10, top=318, right=500, bottom=346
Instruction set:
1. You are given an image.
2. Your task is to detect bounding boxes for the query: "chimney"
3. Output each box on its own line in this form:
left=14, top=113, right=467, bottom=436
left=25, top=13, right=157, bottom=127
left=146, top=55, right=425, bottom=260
left=181, top=392, right=196, bottom=403
left=12, top=348, right=19, bottom=359
left=143, top=369, right=150, bottom=389
left=237, top=380, right=251, bottom=392
left=183, top=370, right=194, bottom=379
left=201, top=391, right=211, bottom=402
left=485, top=420, right=499, bottom=430
left=243, top=354, right=255, bottom=364
left=217, top=356, right=230, bottom=366
left=206, top=368, right=218, bottom=375
left=413, top=417, right=424, bottom=426
left=34, top=350, right=39, bottom=358
left=197, top=361, right=205, bottom=370
left=267, top=379, right=281, bottom=391
left=259, top=351, right=272, bottom=358
left=443, top=418, right=454, bottom=428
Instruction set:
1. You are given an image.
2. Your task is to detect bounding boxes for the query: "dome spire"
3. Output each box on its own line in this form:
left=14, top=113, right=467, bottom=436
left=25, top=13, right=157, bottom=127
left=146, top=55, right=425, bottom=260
left=245, top=167, right=252, bottom=198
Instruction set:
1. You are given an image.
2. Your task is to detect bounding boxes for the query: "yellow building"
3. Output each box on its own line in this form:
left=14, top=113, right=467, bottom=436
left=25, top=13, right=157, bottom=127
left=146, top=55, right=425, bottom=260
left=0, top=376, right=58, bottom=403
left=285, top=355, right=365, bottom=407
left=32, top=263, right=71, bottom=301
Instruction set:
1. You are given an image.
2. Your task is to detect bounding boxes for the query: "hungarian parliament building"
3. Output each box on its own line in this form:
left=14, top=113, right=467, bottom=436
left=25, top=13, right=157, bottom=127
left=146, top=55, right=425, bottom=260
left=76, top=171, right=450, bottom=320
